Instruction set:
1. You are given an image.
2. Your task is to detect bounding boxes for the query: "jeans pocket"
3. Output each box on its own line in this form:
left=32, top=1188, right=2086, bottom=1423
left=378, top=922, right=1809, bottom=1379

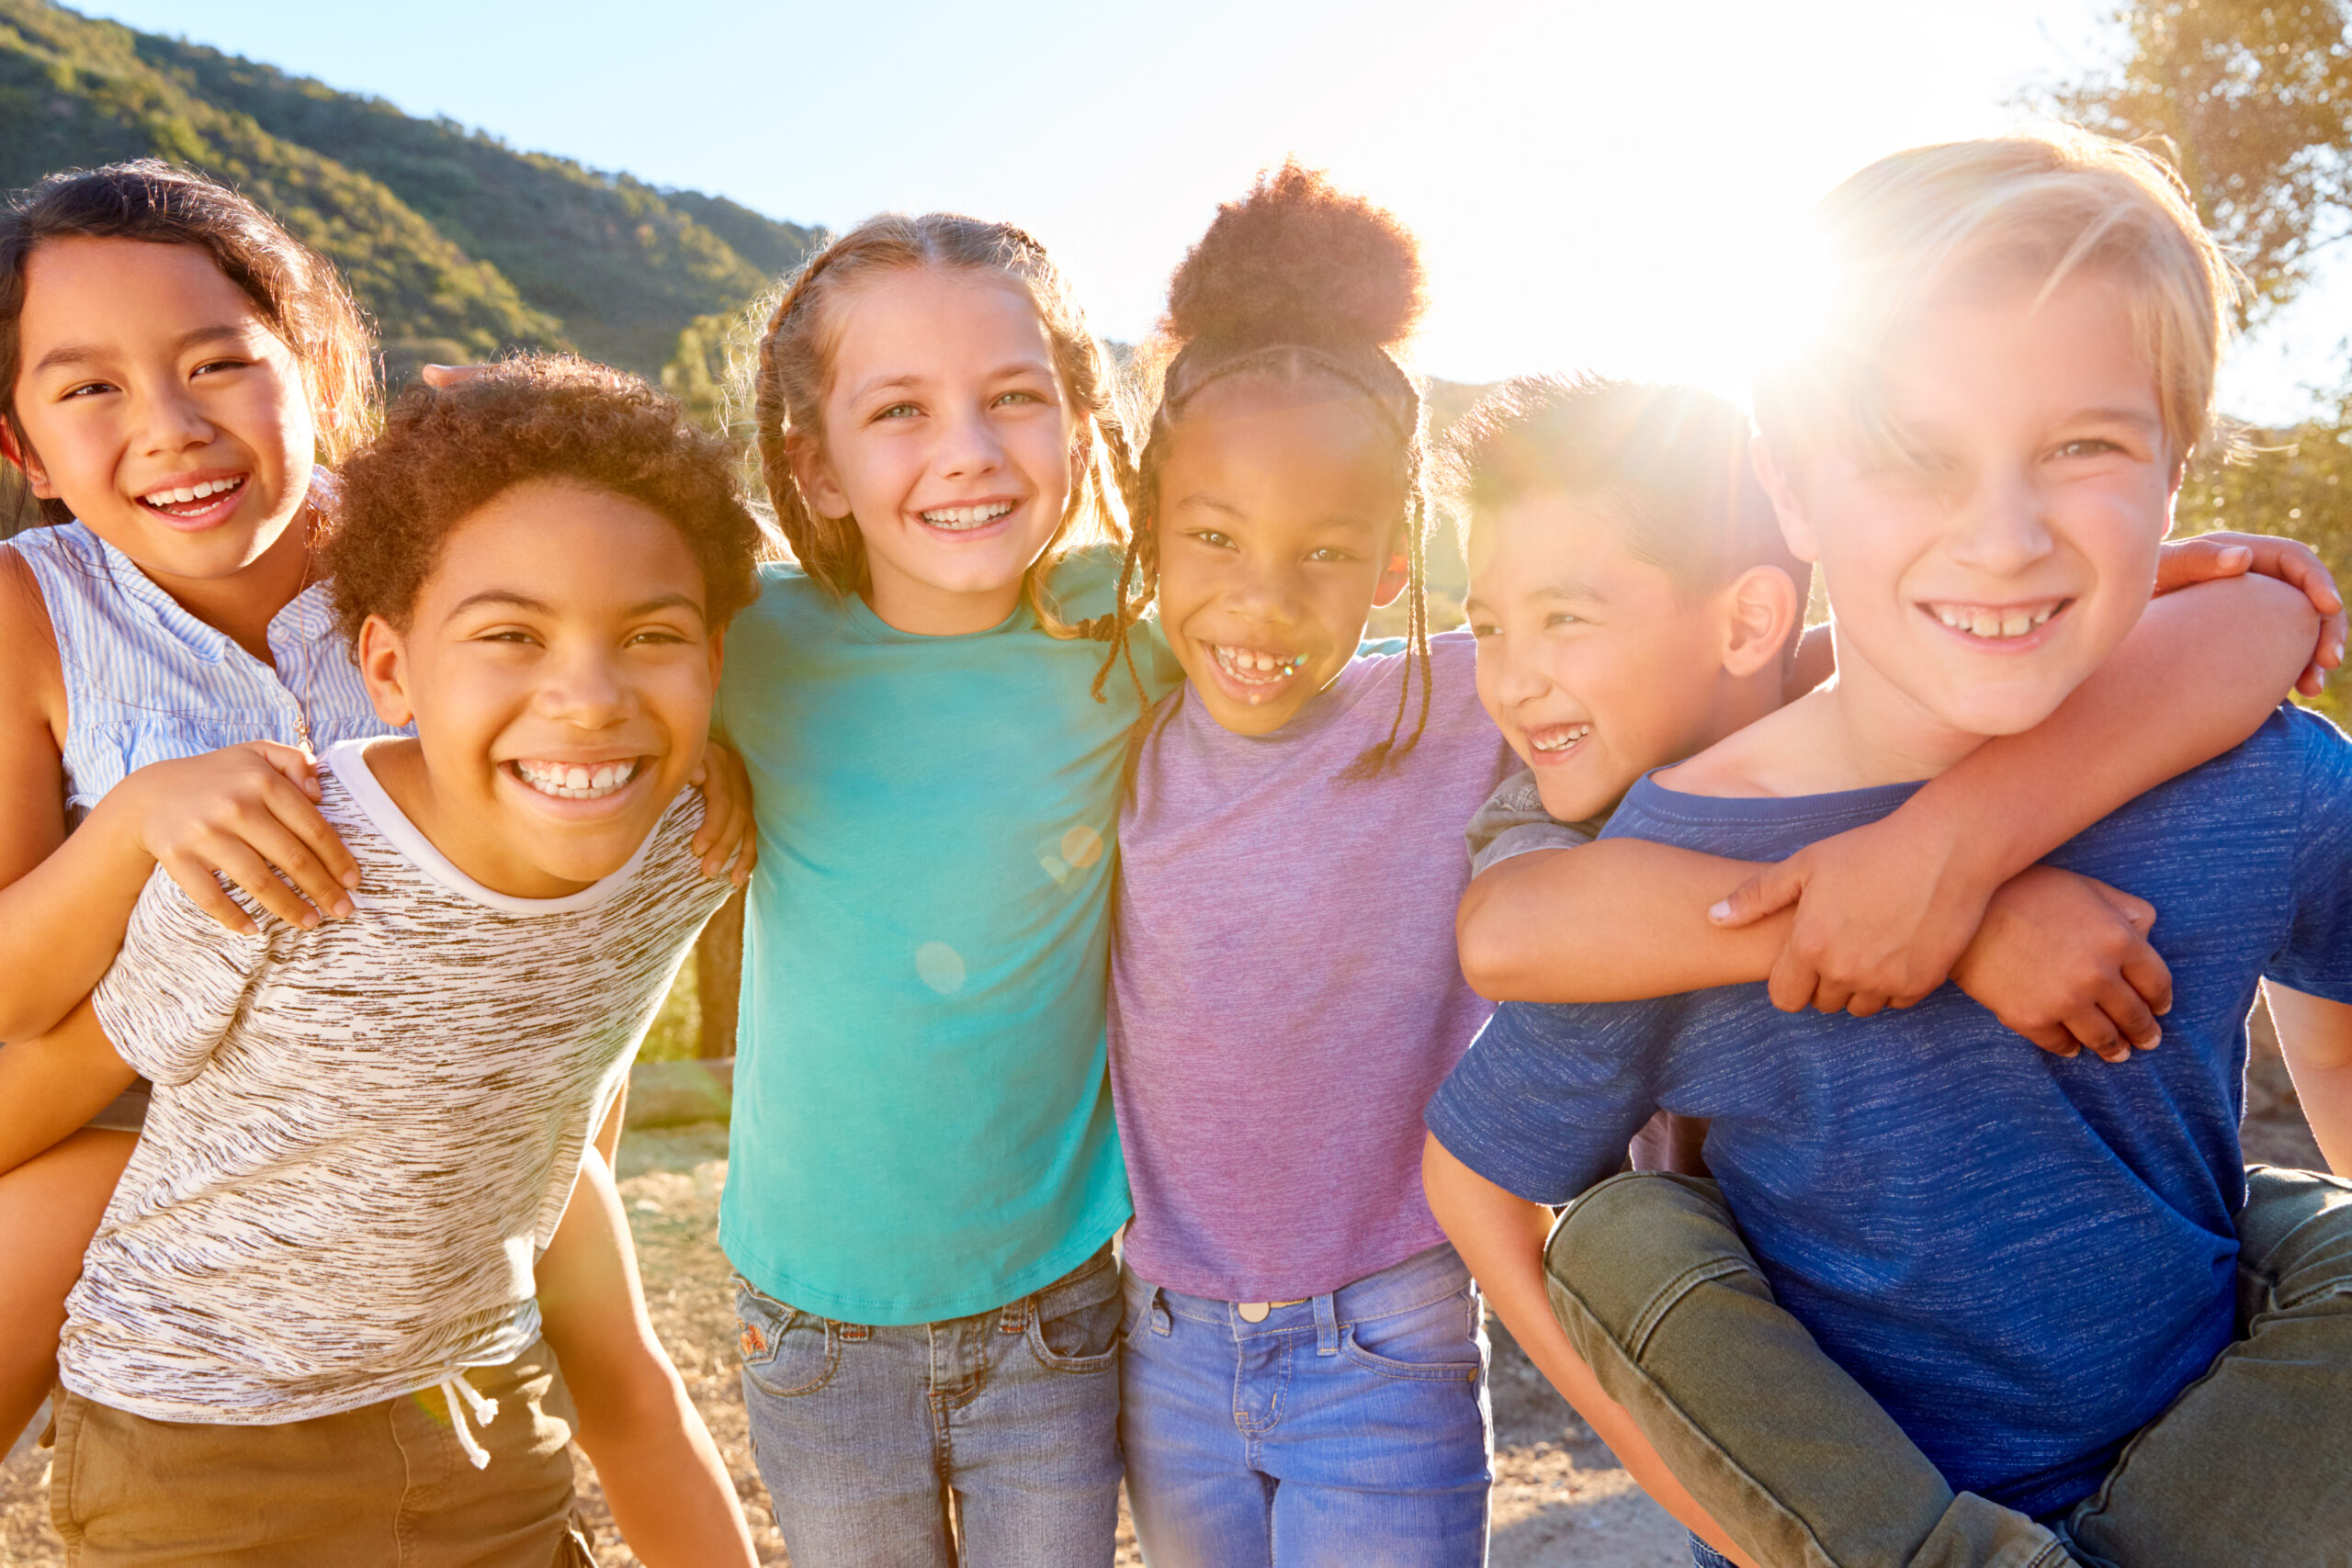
left=734, top=1276, right=840, bottom=1398
left=1342, top=1288, right=1485, bottom=1382
left=1029, top=1247, right=1123, bottom=1372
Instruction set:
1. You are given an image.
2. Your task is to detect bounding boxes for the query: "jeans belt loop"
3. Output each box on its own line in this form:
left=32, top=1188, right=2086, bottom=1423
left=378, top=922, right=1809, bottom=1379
left=1150, top=1287, right=1172, bottom=1337
left=1313, top=1292, right=1340, bottom=1356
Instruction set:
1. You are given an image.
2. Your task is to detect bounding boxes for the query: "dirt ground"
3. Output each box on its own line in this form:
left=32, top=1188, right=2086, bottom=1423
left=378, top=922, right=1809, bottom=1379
left=4, top=1005, right=2327, bottom=1568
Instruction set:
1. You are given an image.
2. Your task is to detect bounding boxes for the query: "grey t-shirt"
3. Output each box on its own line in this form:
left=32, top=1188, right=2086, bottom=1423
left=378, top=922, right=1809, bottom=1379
left=62, top=739, right=729, bottom=1424
left=1464, top=768, right=1604, bottom=877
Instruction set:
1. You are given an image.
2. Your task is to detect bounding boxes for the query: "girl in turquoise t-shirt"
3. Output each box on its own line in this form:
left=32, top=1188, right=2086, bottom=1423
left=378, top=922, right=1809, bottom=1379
left=716, top=215, right=1173, bottom=1568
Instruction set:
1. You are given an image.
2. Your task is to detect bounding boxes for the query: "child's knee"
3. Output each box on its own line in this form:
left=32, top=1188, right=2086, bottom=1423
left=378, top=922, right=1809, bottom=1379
left=1543, top=1171, right=1770, bottom=1364
left=2237, top=1165, right=2352, bottom=1311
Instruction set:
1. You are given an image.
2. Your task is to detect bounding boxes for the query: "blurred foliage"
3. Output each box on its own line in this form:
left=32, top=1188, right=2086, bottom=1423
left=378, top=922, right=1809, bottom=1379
left=0, top=0, right=814, bottom=401
left=640, top=960, right=702, bottom=1065
left=2043, top=0, right=2352, bottom=721
left=2043, top=0, right=2351, bottom=321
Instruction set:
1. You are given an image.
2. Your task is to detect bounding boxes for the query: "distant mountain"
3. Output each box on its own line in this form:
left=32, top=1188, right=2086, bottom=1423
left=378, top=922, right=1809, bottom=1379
left=0, top=0, right=815, bottom=389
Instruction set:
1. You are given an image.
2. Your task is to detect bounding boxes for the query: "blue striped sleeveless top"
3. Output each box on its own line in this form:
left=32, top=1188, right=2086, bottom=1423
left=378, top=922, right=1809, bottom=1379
left=10, top=521, right=393, bottom=821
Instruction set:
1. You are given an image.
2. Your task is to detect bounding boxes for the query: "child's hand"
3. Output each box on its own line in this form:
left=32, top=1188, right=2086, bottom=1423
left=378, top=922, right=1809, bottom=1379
left=1949, top=866, right=2171, bottom=1063
left=2156, top=531, right=2345, bottom=696
left=1707, top=812, right=1992, bottom=1018
left=102, top=743, right=359, bottom=935
left=689, top=741, right=757, bottom=886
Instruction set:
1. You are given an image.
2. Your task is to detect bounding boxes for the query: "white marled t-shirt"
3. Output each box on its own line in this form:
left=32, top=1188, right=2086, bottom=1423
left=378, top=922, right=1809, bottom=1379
left=61, top=739, right=729, bottom=1425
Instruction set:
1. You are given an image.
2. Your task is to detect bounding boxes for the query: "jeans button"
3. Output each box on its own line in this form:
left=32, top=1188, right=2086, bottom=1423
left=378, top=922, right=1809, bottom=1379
left=1238, top=1302, right=1271, bottom=1323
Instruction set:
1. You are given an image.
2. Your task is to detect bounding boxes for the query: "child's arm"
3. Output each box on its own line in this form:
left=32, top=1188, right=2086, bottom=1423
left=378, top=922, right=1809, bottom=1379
left=0, top=998, right=138, bottom=1177
left=1421, top=1135, right=1758, bottom=1568
left=536, top=1149, right=757, bottom=1568
left=1462, top=570, right=2320, bottom=1023
left=688, top=739, right=758, bottom=886
left=2261, top=984, right=2352, bottom=1175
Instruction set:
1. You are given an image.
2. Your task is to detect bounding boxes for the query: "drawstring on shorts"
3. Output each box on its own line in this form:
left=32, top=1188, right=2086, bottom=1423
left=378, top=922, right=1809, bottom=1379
left=437, top=1371, right=501, bottom=1469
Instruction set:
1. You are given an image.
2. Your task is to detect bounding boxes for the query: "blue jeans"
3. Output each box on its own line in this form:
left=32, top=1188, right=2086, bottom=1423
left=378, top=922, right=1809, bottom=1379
left=734, top=1242, right=1123, bottom=1568
left=1119, top=1242, right=1493, bottom=1567
left=1690, top=1537, right=1734, bottom=1568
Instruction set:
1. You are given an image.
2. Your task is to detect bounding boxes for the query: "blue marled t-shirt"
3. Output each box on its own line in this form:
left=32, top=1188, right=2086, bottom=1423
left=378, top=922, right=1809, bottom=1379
left=1428, top=705, right=2352, bottom=1517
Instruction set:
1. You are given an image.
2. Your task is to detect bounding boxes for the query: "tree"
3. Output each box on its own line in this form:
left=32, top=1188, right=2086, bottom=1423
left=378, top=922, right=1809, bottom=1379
left=2047, top=0, right=2352, bottom=319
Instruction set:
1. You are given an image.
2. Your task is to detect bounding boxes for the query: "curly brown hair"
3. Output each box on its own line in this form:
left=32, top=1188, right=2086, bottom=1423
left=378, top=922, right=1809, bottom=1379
left=324, top=355, right=762, bottom=647
left=1, top=161, right=378, bottom=530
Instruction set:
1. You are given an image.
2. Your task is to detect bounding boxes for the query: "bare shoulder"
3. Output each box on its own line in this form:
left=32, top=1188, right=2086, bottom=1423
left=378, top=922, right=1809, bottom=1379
left=1655, top=694, right=1833, bottom=801
left=0, top=541, right=64, bottom=732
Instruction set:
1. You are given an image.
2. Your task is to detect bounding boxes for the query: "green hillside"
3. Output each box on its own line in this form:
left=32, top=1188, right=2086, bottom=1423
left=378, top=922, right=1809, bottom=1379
left=0, top=0, right=814, bottom=389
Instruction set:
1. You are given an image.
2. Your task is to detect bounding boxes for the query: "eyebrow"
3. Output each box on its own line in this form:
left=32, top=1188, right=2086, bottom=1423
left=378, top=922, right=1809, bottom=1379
left=32, top=323, right=254, bottom=378
left=843, top=358, right=1057, bottom=406
left=447, top=590, right=707, bottom=623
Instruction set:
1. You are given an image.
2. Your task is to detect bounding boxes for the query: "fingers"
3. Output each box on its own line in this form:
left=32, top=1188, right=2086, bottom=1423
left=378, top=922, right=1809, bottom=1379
left=1765, top=947, right=1821, bottom=1014
left=159, top=853, right=258, bottom=936
left=419, top=364, right=491, bottom=389
left=2060, top=1005, right=2130, bottom=1065
left=241, top=809, right=356, bottom=920
left=245, top=740, right=323, bottom=801
left=1709, top=863, right=1805, bottom=927
left=2120, top=940, right=2174, bottom=1019
left=2152, top=536, right=2251, bottom=593
left=1842, top=990, right=1890, bottom=1019
left=2092, top=971, right=2162, bottom=1055
left=2018, top=1022, right=2080, bottom=1058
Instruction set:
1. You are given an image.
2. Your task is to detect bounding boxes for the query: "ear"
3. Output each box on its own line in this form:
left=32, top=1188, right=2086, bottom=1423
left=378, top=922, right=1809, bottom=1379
left=787, top=430, right=853, bottom=523
left=355, top=614, right=418, bottom=728
left=1750, top=435, right=1816, bottom=564
left=706, top=625, right=727, bottom=686
left=0, top=423, right=57, bottom=499
left=1372, top=541, right=1410, bottom=609
left=1717, top=565, right=1801, bottom=680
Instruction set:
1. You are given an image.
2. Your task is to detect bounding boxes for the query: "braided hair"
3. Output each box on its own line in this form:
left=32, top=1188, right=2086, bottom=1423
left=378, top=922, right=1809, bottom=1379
left=748, top=213, right=1138, bottom=640
left=1091, top=162, right=1434, bottom=779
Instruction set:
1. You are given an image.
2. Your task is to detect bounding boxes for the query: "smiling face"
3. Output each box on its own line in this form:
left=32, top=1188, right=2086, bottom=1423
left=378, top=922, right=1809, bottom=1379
left=1767, top=269, right=2177, bottom=769
left=794, top=266, right=1080, bottom=636
left=1467, top=495, right=1772, bottom=823
left=7, top=237, right=314, bottom=593
left=1152, top=376, right=1408, bottom=737
left=356, top=479, right=720, bottom=899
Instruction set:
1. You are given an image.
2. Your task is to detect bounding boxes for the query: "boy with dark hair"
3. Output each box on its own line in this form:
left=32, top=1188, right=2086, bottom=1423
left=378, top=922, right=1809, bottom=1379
left=0, top=356, right=760, bottom=1564
left=1429, top=133, right=2352, bottom=1568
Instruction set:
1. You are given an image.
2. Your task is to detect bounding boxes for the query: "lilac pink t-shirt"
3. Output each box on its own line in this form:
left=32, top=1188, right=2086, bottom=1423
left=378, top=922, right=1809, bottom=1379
left=1109, top=632, right=1518, bottom=1301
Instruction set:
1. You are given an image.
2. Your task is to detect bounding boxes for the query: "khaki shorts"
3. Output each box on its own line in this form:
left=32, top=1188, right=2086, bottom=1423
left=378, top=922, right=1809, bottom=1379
left=50, top=1337, right=596, bottom=1567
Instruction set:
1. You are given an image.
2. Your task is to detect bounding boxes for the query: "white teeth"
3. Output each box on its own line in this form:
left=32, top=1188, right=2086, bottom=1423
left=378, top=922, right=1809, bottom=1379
left=921, top=501, right=1015, bottom=530
left=142, top=477, right=243, bottom=508
left=512, top=759, right=641, bottom=801
left=1210, top=645, right=1301, bottom=687
left=1931, top=603, right=2059, bottom=640
left=1530, top=725, right=1591, bottom=754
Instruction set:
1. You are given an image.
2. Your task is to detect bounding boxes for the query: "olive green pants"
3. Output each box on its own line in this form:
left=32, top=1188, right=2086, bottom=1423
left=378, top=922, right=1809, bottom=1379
left=1544, top=1167, right=2352, bottom=1568
left=51, top=1338, right=596, bottom=1568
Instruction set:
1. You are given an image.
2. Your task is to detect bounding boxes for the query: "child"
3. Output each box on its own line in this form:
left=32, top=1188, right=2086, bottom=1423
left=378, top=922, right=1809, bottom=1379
left=1099, top=164, right=1515, bottom=1565
left=1, top=355, right=759, bottom=1563
left=0, top=167, right=756, bottom=1566
left=1427, top=131, right=2352, bottom=1567
left=717, top=213, right=1172, bottom=1567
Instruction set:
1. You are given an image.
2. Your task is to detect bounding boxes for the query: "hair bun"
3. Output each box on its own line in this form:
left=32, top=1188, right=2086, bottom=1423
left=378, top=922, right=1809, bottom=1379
left=1163, top=161, right=1424, bottom=355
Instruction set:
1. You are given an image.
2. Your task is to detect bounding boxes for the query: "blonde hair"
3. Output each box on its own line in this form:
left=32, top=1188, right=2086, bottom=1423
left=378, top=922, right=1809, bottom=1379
left=748, top=213, right=1133, bottom=637
left=1754, top=128, right=2243, bottom=479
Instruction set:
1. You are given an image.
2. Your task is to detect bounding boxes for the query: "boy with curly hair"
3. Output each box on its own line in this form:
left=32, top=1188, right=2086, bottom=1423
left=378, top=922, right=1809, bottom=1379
left=0, top=356, right=761, bottom=1564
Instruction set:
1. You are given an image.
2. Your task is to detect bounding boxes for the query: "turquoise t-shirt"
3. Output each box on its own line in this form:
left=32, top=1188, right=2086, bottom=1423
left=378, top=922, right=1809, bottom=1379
left=716, top=547, right=1178, bottom=1324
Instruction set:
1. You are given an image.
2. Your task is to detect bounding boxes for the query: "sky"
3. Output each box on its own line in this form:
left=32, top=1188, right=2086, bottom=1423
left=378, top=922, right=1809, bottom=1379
left=80, top=0, right=2352, bottom=423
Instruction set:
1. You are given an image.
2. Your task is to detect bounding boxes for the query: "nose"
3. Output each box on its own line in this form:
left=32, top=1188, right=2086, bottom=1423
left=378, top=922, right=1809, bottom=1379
left=1944, top=464, right=2055, bottom=579
left=536, top=639, right=635, bottom=728
left=1486, top=630, right=1550, bottom=708
left=933, top=402, right=1008, bottom=484
left=132, top=376, right=219, bottom=457
left=1216, top=552, right=1309, bottom=633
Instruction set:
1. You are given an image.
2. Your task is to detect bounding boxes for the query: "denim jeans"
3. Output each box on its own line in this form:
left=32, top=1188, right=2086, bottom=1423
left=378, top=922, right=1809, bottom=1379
left=1545, top=1167, right=2352, bottom=1568
left=734, top=1241, right=1123, bottom=1568
left=1119, top=1242, right=1493, bottom=1567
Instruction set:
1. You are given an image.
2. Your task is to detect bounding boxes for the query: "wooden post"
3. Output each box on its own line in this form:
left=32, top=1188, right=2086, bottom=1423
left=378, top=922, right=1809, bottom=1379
left=695, top=888, right=745, bottom=1058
